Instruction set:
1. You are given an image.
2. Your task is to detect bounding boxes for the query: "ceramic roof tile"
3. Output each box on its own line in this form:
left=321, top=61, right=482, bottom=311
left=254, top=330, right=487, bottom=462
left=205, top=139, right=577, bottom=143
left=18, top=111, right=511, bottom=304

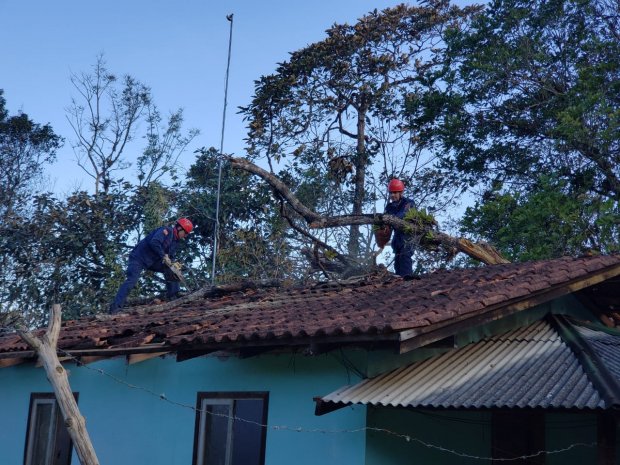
left=1, top=255, right=619, bottom=355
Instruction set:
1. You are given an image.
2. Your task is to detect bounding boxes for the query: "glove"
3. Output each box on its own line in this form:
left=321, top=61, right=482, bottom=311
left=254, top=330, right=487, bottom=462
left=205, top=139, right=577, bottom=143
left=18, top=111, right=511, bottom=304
left=162, top=254, right=172, bottom=267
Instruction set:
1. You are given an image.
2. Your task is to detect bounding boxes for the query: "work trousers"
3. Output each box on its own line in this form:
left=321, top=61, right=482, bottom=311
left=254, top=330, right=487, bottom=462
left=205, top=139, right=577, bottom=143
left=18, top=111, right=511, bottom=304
left=393, top=245, right=413, bottom=277
left=109, top=259, right=180, bottom=314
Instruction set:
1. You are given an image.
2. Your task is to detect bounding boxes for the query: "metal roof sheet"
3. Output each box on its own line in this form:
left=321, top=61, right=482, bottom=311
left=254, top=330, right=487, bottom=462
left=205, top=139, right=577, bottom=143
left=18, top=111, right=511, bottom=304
left=575, top=325, right=620, bottom=382
left=319, top=320, right=605, bottom=410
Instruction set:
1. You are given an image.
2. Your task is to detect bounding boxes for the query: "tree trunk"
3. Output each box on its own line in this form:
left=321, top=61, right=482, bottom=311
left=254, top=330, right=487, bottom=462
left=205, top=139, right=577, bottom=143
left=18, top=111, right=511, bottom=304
left=348, top=102, right=368, bottom=257
left=17, top=304, right=100, bottom=465
left=310, top=214, right=510, bottom=265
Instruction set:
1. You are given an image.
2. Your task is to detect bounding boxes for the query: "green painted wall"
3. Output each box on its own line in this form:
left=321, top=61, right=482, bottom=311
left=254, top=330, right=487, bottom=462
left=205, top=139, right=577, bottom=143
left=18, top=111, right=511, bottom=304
left=545, top=413, right=598, bottom=465
left=366, top=408, right=491, bottom=465
left=366, top=409, right=599, bottom=464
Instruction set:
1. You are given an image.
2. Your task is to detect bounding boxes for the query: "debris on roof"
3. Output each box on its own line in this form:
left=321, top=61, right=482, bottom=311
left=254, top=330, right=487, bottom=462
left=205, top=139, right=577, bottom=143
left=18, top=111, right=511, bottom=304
left=0, top=255, right=619, bottom=363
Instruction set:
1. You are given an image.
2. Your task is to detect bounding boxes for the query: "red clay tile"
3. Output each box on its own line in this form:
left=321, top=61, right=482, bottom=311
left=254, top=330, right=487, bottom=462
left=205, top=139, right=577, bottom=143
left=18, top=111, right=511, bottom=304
left=0, top=255, right=618, bottom=355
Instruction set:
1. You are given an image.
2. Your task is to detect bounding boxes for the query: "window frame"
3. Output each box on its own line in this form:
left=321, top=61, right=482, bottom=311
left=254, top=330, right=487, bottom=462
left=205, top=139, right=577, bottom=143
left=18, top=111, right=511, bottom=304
left=23, top=392, right=77, bottom=465
left=192, top=391, right=269, bottom=465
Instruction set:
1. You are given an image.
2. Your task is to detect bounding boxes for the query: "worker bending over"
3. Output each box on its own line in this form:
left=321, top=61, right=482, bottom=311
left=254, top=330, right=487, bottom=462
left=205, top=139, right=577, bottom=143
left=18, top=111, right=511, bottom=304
left=109, top=218, right=193, bottom=314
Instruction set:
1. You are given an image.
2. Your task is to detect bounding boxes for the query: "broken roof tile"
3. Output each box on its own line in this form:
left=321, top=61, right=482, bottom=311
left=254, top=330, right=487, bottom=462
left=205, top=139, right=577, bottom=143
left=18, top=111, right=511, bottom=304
left=0, top=255, right=618, bottom=356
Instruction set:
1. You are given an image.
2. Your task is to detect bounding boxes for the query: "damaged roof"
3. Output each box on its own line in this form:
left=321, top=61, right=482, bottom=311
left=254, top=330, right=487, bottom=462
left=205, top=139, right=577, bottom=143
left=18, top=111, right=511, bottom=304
left=1, top=254, right=619, bottom=363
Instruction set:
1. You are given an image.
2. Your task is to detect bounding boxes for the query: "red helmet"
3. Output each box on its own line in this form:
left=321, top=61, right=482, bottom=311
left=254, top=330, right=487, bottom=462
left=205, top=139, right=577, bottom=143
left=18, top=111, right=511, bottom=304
left=388, top=179, right=405, bottom=192
left=176, top=218, right=193, bottom=233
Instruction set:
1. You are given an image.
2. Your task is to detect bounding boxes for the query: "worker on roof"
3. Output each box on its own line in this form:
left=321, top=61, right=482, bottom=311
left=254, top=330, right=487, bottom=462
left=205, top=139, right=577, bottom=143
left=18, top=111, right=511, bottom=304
left=385, top=179, right=414, bottom=277
left=109, top=218, right=193, bottom=314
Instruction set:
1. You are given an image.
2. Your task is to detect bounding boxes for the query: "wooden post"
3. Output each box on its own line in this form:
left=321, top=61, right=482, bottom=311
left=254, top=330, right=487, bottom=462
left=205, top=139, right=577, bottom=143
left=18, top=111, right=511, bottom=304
left=17, top=304, right=100, bottom=465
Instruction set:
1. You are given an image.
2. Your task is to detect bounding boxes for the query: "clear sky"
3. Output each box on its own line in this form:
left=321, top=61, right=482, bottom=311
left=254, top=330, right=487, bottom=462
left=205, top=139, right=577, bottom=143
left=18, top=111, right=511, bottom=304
left=1, top=0, right=412, bottom=194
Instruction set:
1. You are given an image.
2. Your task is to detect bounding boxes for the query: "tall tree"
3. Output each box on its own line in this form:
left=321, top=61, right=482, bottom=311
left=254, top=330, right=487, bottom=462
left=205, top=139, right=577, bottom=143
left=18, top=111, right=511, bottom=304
left=439, top=0, right=620, bottom=257
left=0, top=90, right=61, bottom=221
left=66, top=55, right=151, bottom=196
left=0, top=91, right=61, bottom=319
left=241, top=1, right=480, bottom=261
left=66, top=55, right=196, bottom=198
left=3, top=59, right=197, bottom=323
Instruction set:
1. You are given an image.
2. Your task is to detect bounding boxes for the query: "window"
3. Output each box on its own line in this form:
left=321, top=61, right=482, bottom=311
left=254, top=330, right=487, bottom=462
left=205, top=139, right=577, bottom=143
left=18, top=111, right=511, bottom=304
left=193, top=392, right=269, bottom=465
left=24, top=393, right=75, bottom=465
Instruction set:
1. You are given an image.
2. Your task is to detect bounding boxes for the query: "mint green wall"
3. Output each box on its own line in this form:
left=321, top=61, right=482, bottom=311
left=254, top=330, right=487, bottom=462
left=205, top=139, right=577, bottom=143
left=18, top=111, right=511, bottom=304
left=366, top=408, right=492, bottom=465
left=545, top=413, right=598, bottom=464
left=366, top=409, right=599, bottom=465
left=1, top=351, right=367, bottom=465
left=362, top=297, right=602, bottom=465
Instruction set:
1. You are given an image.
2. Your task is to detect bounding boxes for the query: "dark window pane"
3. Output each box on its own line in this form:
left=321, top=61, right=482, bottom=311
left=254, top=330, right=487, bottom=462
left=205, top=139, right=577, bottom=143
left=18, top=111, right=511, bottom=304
left=194, top=393, right=268, bottom=465
left=25, top=394, right=75, bottom=465
left=231, top=399, right=264, bottom=465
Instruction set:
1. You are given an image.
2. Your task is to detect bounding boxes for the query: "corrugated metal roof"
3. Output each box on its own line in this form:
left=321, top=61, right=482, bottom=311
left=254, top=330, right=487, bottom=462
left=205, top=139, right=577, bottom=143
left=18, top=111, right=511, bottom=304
left=319, top=320, right=605, bottom=410
left=574, top=325, right=620, bottom=382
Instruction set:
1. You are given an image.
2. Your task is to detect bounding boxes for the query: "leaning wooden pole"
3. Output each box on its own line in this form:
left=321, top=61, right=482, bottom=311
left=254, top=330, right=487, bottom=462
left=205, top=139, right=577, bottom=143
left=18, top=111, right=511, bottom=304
left=17, top=304, right=100, bottom=465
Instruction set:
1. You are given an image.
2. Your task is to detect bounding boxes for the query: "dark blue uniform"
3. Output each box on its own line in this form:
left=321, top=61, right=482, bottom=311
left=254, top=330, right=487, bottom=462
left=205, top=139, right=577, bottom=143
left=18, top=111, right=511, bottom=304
left=385, top=197, right=414, bottom=276
left=110, top=226, right=180, bottom=313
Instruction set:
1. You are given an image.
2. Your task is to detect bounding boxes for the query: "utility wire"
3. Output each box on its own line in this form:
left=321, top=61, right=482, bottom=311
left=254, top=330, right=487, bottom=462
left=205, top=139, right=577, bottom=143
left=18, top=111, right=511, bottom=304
left=211, top=13, right=234, bottom=285
left=59, top=348, right=596, bottom=462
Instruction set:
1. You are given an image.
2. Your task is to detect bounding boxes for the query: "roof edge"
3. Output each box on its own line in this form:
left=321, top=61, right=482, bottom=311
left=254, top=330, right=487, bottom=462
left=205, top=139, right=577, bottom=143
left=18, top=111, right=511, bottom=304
left=399, top=263, right=620, bottom=353
left=550, top=314, right=620, bottom=407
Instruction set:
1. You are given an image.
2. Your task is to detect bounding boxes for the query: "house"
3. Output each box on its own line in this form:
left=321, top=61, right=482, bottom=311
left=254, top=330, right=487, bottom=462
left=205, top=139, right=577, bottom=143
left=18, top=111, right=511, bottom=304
left=1, top=254, right=620, bottom=465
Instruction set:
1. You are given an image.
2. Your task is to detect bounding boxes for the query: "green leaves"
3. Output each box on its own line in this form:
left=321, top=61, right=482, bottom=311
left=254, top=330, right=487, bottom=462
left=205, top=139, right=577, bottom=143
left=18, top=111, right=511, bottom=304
left=461, top=176, right=619, bottom=261
left=443, top=0, right=620, bottom=196
left=241, top=2, right=479, bottom=259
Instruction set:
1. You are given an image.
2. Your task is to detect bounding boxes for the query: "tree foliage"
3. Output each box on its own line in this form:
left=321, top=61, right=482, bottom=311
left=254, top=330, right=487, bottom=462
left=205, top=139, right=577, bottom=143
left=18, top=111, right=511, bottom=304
left=461, top=176, right=619, bottom=261
left=1, top=55, right=198, bottom=323
left=5, top=1, right=620, bottom=324
left=178, top=148, right=295, bottom=283
left=241, top=1, right=481, bottom=260
left=0, top=90, right=62, bottom=221
left=441, top=0, right=620, bottom=258
left=0, top=91, right=62, bottom=323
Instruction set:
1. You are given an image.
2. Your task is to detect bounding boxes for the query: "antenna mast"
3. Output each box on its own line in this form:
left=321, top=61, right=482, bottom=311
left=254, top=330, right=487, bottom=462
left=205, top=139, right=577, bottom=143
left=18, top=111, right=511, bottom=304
left=211, top=13, right=234, bottom=284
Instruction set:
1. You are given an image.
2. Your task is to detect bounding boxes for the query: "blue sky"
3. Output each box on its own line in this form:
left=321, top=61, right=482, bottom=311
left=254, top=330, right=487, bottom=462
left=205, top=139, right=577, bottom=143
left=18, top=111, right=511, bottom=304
left=1, top=0, right=411, bottom=194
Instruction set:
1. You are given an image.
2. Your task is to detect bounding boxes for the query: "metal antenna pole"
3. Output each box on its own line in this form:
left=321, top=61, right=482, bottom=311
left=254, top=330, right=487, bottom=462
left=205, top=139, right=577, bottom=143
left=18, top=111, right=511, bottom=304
left=211, top=13, right=234, bottom=285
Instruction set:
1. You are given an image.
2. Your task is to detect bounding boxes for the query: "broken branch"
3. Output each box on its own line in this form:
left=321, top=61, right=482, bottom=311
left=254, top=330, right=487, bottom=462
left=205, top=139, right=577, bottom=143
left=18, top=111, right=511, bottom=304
left=230, top=157, right=510, bottom=265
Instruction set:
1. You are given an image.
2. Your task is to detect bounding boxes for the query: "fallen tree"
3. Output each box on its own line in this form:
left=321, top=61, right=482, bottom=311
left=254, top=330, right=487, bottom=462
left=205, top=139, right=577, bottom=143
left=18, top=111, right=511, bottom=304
left=229, top=156, right=510, bottom=267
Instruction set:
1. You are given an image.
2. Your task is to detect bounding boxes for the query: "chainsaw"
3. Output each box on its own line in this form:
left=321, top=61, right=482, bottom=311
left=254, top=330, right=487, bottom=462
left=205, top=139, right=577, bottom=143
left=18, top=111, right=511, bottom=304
left=165, top=261, right=190, bottom=290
